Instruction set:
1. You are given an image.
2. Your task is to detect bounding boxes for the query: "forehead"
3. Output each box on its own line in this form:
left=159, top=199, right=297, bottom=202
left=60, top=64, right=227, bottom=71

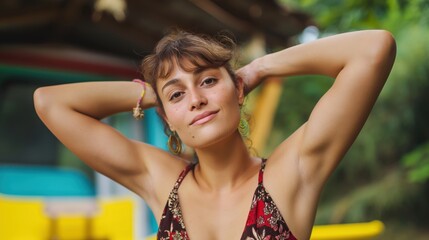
left=157, top=59, right=225, bottom=84
left=157, top=56, right=203, bottom=79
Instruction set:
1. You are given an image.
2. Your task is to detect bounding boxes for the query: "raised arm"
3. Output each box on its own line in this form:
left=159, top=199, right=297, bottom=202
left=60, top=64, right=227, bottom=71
left=237, top=30, right=396, bottom=238
left=240, top=29, right=395, bottom=184
left=33, top=81, right=182, bottom=205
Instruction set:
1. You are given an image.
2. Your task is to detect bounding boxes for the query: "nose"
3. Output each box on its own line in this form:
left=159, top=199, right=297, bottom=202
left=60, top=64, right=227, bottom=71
left=189, top=88, right=207, bottom=111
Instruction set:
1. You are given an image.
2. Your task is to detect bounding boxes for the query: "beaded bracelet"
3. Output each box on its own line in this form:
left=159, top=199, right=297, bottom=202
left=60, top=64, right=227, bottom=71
left=132, top=79, right=146, bottom=120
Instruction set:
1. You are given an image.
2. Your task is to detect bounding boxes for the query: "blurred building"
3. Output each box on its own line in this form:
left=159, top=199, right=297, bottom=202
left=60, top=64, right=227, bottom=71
left=0, top=0, right=311, bottom=239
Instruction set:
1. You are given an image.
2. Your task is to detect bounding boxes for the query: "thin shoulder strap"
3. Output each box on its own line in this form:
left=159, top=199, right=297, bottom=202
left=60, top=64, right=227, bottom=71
left=173, top=163, right=195, bottom=190
left=258, top=158, right=267, bottom=186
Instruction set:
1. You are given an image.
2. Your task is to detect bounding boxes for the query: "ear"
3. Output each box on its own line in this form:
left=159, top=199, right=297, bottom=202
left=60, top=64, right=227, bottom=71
left=235, top=75, right=245, bottom=105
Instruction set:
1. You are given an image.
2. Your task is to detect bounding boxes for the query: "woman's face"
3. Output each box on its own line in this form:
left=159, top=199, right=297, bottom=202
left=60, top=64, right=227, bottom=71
left=157, top=64, right=244, bottom=149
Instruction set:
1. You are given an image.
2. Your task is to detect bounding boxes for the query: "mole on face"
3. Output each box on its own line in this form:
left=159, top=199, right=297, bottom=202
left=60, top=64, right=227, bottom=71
left=192, top=136, right=195, bottom=138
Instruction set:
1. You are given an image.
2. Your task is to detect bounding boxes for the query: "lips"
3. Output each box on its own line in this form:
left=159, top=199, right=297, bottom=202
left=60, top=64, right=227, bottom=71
left=190, top=110, right=219, bottom=125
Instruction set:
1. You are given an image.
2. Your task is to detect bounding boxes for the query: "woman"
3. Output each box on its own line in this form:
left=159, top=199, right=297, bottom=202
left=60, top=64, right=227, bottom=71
left=34, top=29, right=396, bottom=239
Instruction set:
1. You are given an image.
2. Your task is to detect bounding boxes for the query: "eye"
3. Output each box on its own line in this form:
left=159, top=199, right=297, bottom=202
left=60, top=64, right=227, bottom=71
left=169, top=91, right=183, bottom=101
left=201, top=77, right=217, bottom=86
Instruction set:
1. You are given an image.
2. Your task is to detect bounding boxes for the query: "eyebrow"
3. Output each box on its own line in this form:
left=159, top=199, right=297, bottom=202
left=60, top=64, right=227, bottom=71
left=161, top=78, right=180, bottom=93
left=160, top=68, right=219, bottom=93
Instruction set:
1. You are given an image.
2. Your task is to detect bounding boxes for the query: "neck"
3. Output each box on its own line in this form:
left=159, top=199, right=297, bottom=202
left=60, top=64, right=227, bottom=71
left=193, top=131, right=259, bottom=192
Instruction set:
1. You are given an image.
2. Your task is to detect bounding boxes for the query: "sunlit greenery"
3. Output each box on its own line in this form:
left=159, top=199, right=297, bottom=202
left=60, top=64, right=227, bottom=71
left=270, top=0, right=429, bottom=238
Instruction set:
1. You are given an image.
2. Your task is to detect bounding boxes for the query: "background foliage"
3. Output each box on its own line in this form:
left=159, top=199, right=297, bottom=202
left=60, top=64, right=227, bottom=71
left=268, top=0, right=429, bottom=238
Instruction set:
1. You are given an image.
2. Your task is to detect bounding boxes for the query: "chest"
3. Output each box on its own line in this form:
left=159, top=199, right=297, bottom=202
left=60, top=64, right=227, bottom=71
left=178, top=182, right=257, bottom=240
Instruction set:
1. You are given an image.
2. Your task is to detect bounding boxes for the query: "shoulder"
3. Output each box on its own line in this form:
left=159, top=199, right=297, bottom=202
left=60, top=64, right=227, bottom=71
left=263, top=124, right=304, bottom=185
left=262, top=120, right=355, bottom=238
left=125, top=141, right=190, bottom=216
left=261, top=126, right=321, bottom=239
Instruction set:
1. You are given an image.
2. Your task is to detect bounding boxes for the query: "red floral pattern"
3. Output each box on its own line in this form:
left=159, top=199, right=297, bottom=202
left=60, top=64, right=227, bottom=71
left=157, top=164, right=192, bottom=240
left=157, top=159, right=297, bottom=240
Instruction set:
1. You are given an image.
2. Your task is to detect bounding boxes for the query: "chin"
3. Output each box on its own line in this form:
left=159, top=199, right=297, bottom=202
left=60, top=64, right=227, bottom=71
left=183, top=123, right=239, bottom=149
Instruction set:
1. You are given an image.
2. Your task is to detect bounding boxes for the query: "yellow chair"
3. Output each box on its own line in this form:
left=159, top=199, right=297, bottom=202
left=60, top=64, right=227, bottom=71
left=0, top=194, right=134, bottom=240
left=0, top=195, right=48, bottom=240
left=311, top=221, right=384, bottom=240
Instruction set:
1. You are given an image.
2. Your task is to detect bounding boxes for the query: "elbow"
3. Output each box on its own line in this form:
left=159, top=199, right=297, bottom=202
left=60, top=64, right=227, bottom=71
left=33, top=86, right=53, bottom=117
left=368, top=30, right=397, bottom=67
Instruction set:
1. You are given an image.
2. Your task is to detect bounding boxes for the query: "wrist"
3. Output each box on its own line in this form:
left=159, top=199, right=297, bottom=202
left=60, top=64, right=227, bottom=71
left=131, top=80, right=157, bottom=120
left=252, top=56, right=269, bottom=80
left=132, top=79, right=146, bottom=119
left=144, top=85, right=158, bottom=108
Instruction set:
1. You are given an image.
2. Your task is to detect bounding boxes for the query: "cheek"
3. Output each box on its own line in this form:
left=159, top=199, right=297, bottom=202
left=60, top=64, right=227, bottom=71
left=215, top=85, right=240, bottom=106
left=165, top=106, right=187, bottom=129
left=165, top=107, right=179, bottom=120
left=211, top=87, right=241, bottom=121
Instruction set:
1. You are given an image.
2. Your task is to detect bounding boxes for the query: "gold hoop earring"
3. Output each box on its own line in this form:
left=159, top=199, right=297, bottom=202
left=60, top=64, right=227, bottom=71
left=238, top=117, right=250, bottom=137
left=168, top=131, right=182, bottom=155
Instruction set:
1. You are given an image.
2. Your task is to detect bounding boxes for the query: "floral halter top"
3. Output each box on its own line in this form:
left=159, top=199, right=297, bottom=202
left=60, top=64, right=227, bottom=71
left=157, top=158, right=297, bottom=240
